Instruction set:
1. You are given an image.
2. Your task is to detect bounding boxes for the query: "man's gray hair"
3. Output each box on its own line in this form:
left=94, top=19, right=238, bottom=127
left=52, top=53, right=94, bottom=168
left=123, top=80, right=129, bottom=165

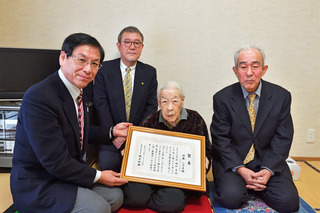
left=118, top=26, right=144, bottom=43
left=157, top=81, right=184, bottom=99
left=234, top=44, right=266, bottom=69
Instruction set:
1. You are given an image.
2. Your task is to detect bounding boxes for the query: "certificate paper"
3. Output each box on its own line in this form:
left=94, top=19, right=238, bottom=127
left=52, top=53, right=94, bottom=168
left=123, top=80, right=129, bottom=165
left=120, top=126, right=206, bottom=191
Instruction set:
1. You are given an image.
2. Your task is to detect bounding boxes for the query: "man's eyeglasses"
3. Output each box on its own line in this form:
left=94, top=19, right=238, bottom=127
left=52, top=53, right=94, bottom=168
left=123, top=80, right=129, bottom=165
left=122, top=40, right=142, bottom=48
left=71, top=55, right=102, bottom=70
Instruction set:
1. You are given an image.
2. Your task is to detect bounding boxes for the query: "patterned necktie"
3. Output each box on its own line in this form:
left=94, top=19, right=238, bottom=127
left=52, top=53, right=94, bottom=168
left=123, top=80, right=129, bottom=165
left=123, top=67, right=132, bottom=121
left=243, top=93, right=257, bottom=164
left=77, top=93, right=84, bottom=150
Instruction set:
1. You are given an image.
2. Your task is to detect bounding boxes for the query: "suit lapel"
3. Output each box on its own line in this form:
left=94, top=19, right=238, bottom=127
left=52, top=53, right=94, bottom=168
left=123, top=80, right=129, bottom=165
left=254, top=81, right=272, bottom=136
left=130, top=62, right=144, bottom=123
left=231, top=83, right=252, bottom=135
left=55, top=74, right=82, bottom=151
left=82, top=91, right=90, bottom=151
left=109, top=60, right=127, bottom=121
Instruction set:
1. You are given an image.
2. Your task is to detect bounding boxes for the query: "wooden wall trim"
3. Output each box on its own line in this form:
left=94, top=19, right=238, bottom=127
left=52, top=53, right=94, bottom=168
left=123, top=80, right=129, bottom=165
left=291, top=157, right=320, bottom=161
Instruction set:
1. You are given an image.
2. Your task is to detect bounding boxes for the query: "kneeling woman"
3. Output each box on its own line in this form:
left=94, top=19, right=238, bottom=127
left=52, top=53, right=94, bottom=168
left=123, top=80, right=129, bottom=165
left=122, top=81, right=212, bottom=213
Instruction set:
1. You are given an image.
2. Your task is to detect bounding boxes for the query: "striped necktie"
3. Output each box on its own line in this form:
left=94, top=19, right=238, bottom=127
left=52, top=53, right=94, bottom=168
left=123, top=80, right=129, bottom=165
left=77, top=92, right=84, bottom=150
left=243, top=93, right=256, bottom=164
left=123, top=67, right=132, bottom=121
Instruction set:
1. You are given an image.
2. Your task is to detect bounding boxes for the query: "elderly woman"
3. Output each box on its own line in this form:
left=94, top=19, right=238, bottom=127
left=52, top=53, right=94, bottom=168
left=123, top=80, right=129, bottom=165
left=122, top=81, right=212, bottom=213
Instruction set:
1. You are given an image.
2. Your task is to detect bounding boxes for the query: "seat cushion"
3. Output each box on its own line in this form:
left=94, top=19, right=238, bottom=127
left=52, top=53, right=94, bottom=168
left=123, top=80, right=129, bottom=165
left=116, top=194, right=212, bottom=213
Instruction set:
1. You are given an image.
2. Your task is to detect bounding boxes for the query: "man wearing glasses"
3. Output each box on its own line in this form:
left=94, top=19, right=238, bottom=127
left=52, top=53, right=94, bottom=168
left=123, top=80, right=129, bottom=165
left=94, top=26, right=158, bottom=172
left=10, top=33, right=130, bottom=213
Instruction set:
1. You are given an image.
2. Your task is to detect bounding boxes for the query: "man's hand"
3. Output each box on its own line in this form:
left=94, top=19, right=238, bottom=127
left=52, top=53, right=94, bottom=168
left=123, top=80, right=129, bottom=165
left=113, top=122, right=132, bottom=137
left=112, top=137, right=126, bottom=149
left=205, top=157, right=210, bottom=170
left=237, top=167, right=267, bottom=191
left=97, top=170, right=128, bottom=186
left=251, top=169, right=272, bottom=186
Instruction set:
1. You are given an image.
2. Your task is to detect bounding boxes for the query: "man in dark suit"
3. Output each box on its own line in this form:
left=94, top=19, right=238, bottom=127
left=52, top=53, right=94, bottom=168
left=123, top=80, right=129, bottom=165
left=10, top=33, right=131, bottom=213
left=94, top=26, right=158, bottom=172
left=210, top=45, right=299, bottom=212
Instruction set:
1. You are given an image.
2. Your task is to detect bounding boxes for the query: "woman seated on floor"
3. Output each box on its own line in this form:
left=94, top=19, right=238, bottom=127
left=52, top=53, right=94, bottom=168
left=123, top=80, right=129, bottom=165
left=122, top=81, right=213, bottom=213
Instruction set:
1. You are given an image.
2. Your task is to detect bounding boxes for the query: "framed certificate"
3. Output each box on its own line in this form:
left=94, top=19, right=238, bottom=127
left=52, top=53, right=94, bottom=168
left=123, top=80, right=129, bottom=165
left=120, top=126, right=206, bottom=192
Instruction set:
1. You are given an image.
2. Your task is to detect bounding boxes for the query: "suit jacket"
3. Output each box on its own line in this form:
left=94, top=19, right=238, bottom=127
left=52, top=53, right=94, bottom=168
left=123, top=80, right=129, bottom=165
left=93, top=58, right=158, bottom=128
left=210, top=80, right=294, bottom=175
left=10, top=71, right=108, bottom=213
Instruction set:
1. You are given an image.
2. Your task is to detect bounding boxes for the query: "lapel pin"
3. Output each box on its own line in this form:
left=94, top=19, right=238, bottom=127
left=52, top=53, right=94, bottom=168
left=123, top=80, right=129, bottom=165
left=141, top=82, right=144, bottom=85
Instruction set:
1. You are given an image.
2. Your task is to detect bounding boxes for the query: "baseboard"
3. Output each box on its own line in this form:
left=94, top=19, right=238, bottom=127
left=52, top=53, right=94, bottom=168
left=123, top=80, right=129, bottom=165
left=291, top=157, right=320, bottom=161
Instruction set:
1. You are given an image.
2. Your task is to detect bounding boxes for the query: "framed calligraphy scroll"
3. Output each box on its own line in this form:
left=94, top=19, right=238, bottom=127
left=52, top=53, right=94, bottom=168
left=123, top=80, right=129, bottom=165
left=120, top=126, right=206, bottom=192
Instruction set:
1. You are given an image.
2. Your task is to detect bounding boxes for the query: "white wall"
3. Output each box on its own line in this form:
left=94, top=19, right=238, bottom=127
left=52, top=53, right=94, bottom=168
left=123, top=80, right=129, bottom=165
left=0, top=0, right=319, bottom=157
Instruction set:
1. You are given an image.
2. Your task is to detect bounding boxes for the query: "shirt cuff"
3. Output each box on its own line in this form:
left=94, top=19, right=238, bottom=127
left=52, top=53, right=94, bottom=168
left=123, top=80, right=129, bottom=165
left=261, top=166, right=274, bottom=176
left=232, top=165, right=245, bottom=173
left=109, top=126, right=113, bottom=140
left=94, top=170, right=101, bottom=183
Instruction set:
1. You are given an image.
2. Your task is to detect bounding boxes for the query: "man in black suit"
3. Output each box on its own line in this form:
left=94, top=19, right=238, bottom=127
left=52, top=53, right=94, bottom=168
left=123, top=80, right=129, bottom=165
left=94, top=26, right=158, bottom=172
left=210, top=45, right=299, bottom=212
left=10, top=33, right=130, bottom=213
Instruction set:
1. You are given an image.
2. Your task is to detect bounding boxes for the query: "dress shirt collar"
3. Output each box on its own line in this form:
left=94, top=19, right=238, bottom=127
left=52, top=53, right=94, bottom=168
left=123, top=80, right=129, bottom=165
left=120, top=60, right=136, bottom=75
left=240, top=80, right=262, bottom=99
left=58, top=69, right=82, bottom=101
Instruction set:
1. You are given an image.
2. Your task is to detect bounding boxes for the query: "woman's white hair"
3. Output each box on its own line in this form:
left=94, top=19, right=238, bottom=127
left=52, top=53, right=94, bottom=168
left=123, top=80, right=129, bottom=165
left=157, top=81, right=184, bottom=99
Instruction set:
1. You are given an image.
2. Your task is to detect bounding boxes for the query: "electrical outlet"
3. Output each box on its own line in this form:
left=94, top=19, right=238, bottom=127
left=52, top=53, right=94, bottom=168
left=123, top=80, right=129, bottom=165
left=306, top=129, right=316, bottom=143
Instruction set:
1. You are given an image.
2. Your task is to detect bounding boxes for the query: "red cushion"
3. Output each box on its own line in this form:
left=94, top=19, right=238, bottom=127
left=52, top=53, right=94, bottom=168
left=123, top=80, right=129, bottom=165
left=116, top=195, right=212, bottom=213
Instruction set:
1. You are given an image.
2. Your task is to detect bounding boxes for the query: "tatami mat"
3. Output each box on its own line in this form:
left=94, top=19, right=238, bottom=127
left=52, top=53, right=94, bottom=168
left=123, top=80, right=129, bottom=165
left=0, top=169, right=12, bottom=212
left=295, top=161, right=320, bottom=212
left=0, top=161, right=319, bottom=212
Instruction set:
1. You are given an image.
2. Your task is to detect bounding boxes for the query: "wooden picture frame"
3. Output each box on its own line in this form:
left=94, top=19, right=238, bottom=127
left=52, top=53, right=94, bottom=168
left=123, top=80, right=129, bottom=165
left=120, top=126, right=206, bottom=192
